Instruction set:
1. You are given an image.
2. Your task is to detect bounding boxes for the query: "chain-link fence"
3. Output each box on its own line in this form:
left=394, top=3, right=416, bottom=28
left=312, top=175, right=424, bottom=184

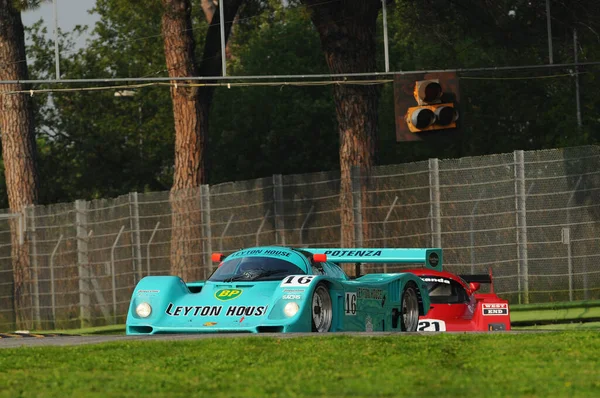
left=1, top=146, right=599, bottom=331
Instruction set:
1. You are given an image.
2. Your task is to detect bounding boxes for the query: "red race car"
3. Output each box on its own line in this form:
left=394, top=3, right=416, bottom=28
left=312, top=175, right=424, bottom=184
left=404, top=268, right=511, bottom=332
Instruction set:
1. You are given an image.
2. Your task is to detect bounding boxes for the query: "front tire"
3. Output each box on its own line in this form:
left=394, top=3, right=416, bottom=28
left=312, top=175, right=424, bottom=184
left=400, top=282, right=420, bottom=332
left=311, top=283, right=332, bottom=332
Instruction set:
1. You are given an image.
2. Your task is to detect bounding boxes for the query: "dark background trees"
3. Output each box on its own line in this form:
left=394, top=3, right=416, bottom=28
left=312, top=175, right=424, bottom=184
left=2, top=0, right=598, bottom=208
left=0, top=0, right=596, bottom=303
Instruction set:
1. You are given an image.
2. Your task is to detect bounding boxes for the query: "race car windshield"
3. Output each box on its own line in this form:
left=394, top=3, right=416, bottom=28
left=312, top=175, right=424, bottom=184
left=424, top=279, right=469, bottom=304
left=208, top=256, right=306, bottom=282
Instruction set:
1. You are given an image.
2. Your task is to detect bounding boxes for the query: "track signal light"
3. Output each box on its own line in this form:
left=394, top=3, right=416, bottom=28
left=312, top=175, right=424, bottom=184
left=405, top=80, right=458, bottom=133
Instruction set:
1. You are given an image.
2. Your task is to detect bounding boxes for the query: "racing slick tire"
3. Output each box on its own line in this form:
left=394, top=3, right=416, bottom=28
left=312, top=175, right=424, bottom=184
left=311, top=283, right=333, bottom=332
left=400, top=282, right=420, bottom=332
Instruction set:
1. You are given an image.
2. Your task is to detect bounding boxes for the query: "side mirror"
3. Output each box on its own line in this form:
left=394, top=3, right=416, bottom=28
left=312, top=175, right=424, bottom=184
left=469, top=282, right=481, bottom=292
left=312, top=253, right=327, bottom=263
left=211, top=253, right=225, bottom=262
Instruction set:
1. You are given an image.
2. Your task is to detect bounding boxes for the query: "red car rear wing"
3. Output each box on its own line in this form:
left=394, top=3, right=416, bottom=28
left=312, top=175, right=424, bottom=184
left=459, top=274, right=492, bottom=284
left=460, top=268, right=496, bottom=294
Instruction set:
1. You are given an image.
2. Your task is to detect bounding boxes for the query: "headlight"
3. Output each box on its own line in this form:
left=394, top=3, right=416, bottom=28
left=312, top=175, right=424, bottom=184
left=283, top=302, right=299, bottom=317
left=135, top=302, right=152, bottom=318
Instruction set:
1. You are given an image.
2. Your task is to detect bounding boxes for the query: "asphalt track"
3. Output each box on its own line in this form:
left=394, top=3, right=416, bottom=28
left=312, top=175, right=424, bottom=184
left=0, top=330, right=556, bottom=349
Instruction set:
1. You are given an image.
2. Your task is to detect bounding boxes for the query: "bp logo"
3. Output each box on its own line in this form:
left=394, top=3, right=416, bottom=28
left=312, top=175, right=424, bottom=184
left=215, top=289, right=243, bottom=301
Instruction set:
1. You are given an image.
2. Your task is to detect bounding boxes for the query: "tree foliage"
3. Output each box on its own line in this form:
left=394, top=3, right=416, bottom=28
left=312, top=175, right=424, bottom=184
left=7, top=0, right=599, bottom=210
left=377, top=0, right=600, bottom=163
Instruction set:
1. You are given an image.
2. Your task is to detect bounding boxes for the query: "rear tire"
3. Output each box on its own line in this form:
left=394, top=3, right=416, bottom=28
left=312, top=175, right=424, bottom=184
left=311, top=283, right=332, bottom=332
left=400, top=282, right=420, bottom=332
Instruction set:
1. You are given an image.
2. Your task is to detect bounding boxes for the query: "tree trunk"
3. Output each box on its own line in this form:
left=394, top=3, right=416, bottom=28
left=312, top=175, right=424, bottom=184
left=0, top=0, right=40, bottom=329
left=162, top=0, right=204, bottom=280
left=162, top=0, right=243, bottom=280
left=302, top=1, right=382, bottom=261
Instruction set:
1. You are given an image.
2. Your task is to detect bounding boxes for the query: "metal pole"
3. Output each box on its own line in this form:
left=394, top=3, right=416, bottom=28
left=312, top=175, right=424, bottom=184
left=111, top=225, right=126, bottom=324
left=129, top=192, right=143, bottom=283
left=382, top=196, right=398, bottom=273
left=255, top=210, right=271, bottom=247
left=219, top=214, right=234, bottom=252
left=272, top=175, right=286, bottom=246
left=219, top=0, right=226, bottom=76
left=565, top=176, right=582, bottom=302
left=201, top=184, right=213, bottom=276
left=562, top=228, right=573, bottom=302
left=470, top=190, right=486, bottom=274
left=18, top=212, right=24, bottom=245
left=53, top=0, right=60, bottom=79
left=514, top=182, right=535, bottom=303
left=351, top=166, right=364, bottom=248
left=545, top=0, right=553, bottom=64
left=514, top=150, right=529, bottom=304
left=583, top=253, right=589, bottom=300
left=49, top=235, right=63, bottom=328
left=383, top=196, right=398, bottom=249
left=299, top=205, right=314, bottom=246
left=26, top=206, right=41, bottom=329
left=429, top=159, right=442, bottom=248
left=146, top=222, right=160, bottom=276
left=426, top=210, right=432, bottom=247
left=574, top=29, right=582, bottom=129
left=8, top=60, right=600, bottom=86
left=75, top=200, right=91, bottom=328
left=382, top=0, right=390, bottom=73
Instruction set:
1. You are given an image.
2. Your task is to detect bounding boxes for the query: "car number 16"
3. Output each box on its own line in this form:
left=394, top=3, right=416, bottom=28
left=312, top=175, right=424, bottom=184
left=345, top=292, right=357, bottom=315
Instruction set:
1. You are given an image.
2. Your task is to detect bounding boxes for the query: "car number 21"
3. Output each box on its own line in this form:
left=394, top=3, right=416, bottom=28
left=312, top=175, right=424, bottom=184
left=417, top=319, right=446, bottom=332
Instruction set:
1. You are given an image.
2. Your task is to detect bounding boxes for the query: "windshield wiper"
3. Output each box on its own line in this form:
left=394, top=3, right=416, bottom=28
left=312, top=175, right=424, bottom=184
left=222, top=274, right=250, bottom=282
left=222, top=269, right=294, bottom=282
left=251, top=269, right=291, bottom=281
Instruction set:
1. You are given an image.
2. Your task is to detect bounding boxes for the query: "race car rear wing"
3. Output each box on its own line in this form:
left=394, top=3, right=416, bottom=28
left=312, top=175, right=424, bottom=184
left=303, top=248, right=443, bottom=272
left=459, top=268, right=496, bottom=293
left=459, top=274, right=492, bottom=284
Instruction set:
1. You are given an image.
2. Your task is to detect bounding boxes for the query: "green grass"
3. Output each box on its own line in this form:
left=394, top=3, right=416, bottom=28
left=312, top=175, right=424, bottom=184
left=1, top=332, right=599, bottom=397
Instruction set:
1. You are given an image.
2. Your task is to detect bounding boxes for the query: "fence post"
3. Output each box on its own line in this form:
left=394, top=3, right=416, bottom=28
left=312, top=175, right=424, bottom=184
left=470, top=190, right=486, bottom=274
left=562, top=228, right=573, bottom=301
left=351, top=166, right=364, bottom=248
left=272, top=174, right=286, bottom=246
left=382, top=197, right=399, bottom=273
left=219, top=214, right=234, bottom=252
left=299, top=205, right=314, bottom=246
left=564, top=176, right=582, bottom=302
left=201, top=184, right=213, bottom=277
left=428, top=158, right=442, bottom=248
left=514, top=150, right=529, bottom=304
left=146, top=222, right=160, bottom=276
left=383, top=196, right=399, bottom=250
left=49, top=235, right=63, bottom=328
left=75, top=199, right=91, bottom=327
left=129, top=192, right=143, bottom=283
left=26, top=205, right=41, bottom=330
left=256, top=210, right=271, bottom=247
left=111, top=225, right=126, bottom=324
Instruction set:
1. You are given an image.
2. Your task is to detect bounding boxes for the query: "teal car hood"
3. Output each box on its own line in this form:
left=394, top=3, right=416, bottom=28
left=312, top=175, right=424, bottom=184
left=128, top=279, right=300, bottom=332
left=167, top=282, right=273, bottom=325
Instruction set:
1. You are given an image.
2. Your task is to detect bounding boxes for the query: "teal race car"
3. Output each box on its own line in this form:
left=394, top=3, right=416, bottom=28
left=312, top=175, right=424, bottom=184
left=126, top=246, right=442, bottom=334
